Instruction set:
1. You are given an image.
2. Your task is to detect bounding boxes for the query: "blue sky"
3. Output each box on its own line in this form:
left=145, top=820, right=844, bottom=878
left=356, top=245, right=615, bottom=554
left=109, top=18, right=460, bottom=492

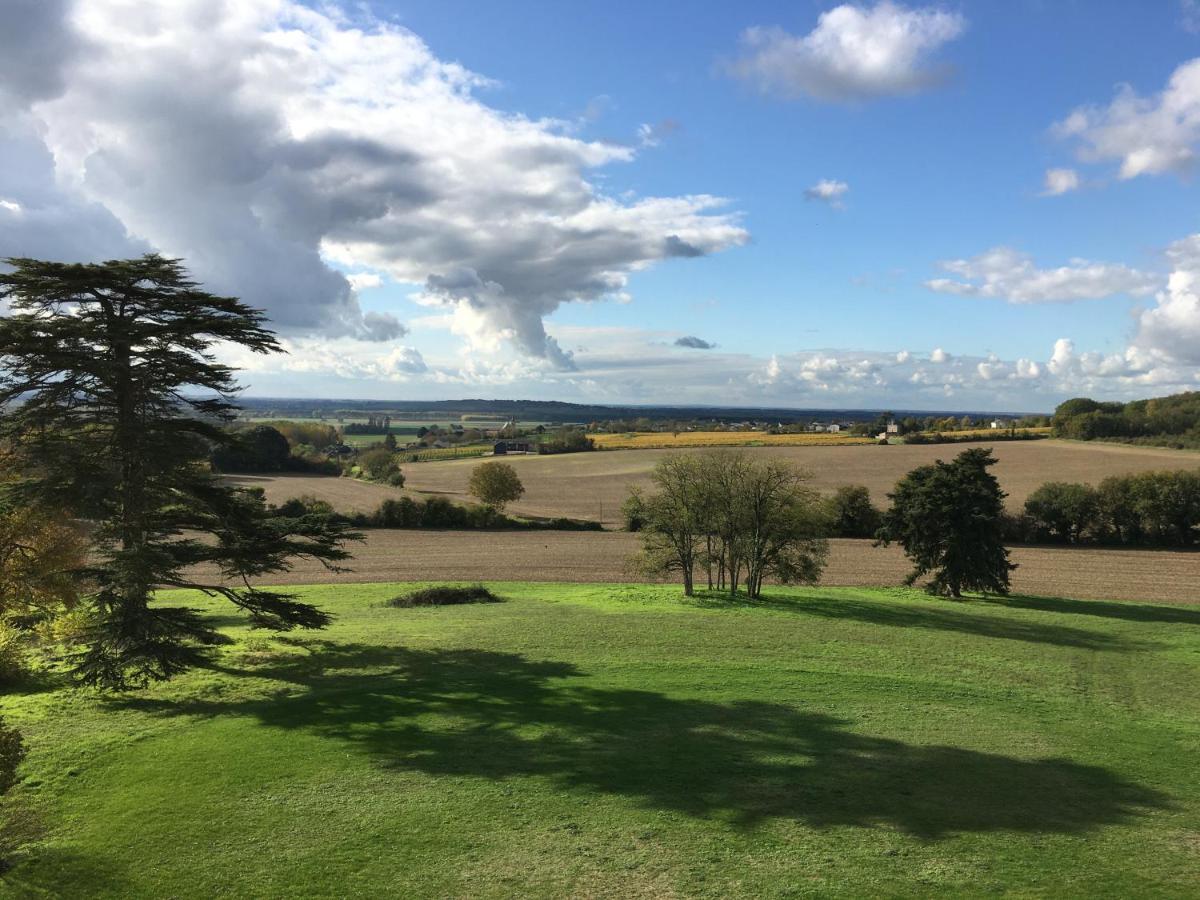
left=3, top=1, right=1200, bottom=410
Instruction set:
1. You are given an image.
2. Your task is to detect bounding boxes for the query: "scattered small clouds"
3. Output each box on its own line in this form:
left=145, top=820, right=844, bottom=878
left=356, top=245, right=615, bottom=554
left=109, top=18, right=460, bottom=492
left=925, top=246, right=1160, bottom=303
left=930, top=347, right=950, bottom=363
left=674, top=335, right=716, bottom=349
left=1053, top=57, right=1200, bottom=180
left=0, top=199, right=21, bottom=214
left=804, top=178, right=850, bottom=208
left=1041, top=167, right=1080, bottom=196
left=726, top=2, right=966, bottom=103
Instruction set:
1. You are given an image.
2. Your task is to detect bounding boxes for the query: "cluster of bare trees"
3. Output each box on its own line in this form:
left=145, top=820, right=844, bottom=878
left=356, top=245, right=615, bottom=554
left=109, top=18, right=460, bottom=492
left=625, top=451, right=828, bottom=598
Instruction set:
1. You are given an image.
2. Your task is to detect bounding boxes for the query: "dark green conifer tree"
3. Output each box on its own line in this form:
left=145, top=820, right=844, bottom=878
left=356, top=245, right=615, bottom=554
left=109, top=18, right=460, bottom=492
left=0, top=255, right=357, bottom=689
left=876, top=447, right=1014, bottom=598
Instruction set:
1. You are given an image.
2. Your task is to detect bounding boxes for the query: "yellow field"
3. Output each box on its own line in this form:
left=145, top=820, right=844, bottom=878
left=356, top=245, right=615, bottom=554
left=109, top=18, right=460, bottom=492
left=590, top=431, right=876, bottom=450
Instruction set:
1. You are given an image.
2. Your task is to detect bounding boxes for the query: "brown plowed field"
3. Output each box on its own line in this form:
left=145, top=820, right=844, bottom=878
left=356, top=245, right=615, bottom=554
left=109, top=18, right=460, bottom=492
left=400, top=440, right=1199, bottom=525
left=200, top=531, right=1199, bottom=605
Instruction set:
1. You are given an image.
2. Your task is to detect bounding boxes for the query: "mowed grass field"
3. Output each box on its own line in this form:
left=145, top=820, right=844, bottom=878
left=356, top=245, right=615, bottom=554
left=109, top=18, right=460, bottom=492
left=401, top=439, right=1199, bottom=525
left=4, top=583, right=1199, bottom=897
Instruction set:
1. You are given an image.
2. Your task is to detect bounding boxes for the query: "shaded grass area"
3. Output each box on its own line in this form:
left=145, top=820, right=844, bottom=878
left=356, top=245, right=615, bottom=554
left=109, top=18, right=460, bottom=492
left=2, top=583, right=1200, bottom=897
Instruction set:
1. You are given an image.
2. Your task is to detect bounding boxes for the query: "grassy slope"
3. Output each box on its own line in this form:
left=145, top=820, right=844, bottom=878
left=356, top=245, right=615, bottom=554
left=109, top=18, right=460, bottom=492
left=3, top=583, right=1200, bottom=898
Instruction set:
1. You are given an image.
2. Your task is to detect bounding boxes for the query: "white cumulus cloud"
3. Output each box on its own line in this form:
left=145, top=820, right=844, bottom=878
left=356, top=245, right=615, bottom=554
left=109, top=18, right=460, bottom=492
left=1133, top=234, right=1200, bottom=364
left=727, top=2, right=966, bottom=102
left=2, top=0, right=746, bottom=364
left=1054, top=57, right=1200, bottom=180
left=926, top=246, right=1160, bottom=303
left=804, top=179, right=850, bottom=207
left=1041, top=167, right=1080, bottom=196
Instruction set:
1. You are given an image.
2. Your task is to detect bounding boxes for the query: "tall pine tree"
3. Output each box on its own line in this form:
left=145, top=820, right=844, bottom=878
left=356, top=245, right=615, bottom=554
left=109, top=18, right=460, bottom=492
left=0, top=255, right=357, bottom=689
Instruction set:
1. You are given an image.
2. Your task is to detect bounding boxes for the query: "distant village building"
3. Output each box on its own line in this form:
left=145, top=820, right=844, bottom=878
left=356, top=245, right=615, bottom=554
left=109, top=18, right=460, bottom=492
left=990, top=419, right=1009, bottom=429
left=826, top=423, right=841, bottom=434
left=886, top=421, right=900, bottom=434
left=493, top=440, right=532, bottom=455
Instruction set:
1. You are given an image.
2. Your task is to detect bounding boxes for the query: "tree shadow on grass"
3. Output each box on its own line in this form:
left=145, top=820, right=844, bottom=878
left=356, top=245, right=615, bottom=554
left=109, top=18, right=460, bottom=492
left=684, top=592, right=1146, bottom=651
left=117, top=642, right=1170, bottom=840
left=984, top=594, right=1200, bottom=626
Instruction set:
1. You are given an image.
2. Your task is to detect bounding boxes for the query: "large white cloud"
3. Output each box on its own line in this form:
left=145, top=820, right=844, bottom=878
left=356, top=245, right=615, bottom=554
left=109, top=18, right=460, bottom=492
left=727, top=2, right=965, bottom=102
left=1133, top=234, right=1200, bottom=364
left=925, top=246, right=1160, bottom=303
left=2, top=0, right=746, bottom=363
left=1054, top=57, right=1200, bottom=180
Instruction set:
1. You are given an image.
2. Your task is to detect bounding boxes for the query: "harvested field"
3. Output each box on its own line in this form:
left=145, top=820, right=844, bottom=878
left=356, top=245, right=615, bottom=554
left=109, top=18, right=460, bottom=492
left=225, top=472, right=405, bottom=513
left=399, top=439, right=1200, bottom=525
left=193, top=530, right=1199, bottom=604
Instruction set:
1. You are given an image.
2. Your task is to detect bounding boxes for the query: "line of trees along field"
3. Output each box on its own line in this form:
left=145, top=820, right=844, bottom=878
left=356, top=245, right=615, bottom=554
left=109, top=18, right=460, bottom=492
left=1052, top=392, right=1200, bottom=448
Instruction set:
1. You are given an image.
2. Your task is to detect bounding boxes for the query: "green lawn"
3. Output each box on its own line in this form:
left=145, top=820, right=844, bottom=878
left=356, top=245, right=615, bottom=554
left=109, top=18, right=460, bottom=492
left=3, top=583, right=1200, bottom=898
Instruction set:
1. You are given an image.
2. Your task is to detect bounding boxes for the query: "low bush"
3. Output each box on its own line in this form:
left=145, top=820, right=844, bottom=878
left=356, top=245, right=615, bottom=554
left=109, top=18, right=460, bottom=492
left=387, top=585, right=501, bottom=607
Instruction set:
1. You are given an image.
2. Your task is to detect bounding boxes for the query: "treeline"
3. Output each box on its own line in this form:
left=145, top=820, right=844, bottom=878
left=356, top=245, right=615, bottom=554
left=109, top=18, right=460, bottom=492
left=1010, top=470, right=1200, bottom=547
left=1053, top=392, right=1200, bottom=449
left=904, top=430, right=1045, bottom=445
left=267, top=494, right=602, bottom=532
left=211, top=421, right=341, bottom=474
left=624, top=466, right=1200, bottom=549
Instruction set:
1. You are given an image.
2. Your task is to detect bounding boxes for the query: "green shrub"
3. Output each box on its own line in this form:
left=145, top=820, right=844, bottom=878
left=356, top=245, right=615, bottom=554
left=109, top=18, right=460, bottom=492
left=1024, top=482, right=1099, bottom=543
left=358, top=448, right=403, bottom=485
left=826, top=485, right=882, bottom=538
left=387, top=585, right=501, bottom=607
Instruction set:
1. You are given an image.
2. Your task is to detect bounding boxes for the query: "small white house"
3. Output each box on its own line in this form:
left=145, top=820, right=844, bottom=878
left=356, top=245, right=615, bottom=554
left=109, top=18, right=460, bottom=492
left=826, top=423, right=841, bottom=434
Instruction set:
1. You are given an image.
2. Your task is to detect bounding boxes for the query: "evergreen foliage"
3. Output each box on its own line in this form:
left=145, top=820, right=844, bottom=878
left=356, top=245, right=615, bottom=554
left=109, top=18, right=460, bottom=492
left=877, top=448, right=1014, bottom=598
left=0, top=255, right=357, bottom=689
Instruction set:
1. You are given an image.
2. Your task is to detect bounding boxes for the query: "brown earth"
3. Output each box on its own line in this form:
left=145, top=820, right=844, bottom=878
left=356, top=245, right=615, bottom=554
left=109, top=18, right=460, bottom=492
left=225, top=473, right=406, bottom=514
left=200, top=530, right=1199, bottom=605
left=232, top=440, right=1200, bottom=526
left=400, top=439, right=1200, bottom=526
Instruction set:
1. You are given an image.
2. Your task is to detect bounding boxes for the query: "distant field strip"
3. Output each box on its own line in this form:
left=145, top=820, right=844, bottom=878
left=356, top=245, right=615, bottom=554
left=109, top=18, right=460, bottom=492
left=399, top=439, right=1200, bottom=525
left=233, top=440, right=1200, bottom=525
left=591, top=431, right=876, bottom=449
left=188, top=531, right=1199, bottom=605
